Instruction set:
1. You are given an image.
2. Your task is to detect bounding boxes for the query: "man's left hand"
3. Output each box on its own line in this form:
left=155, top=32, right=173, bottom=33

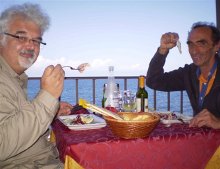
left=57, top=101, right=73, bottom=116
left=189, top=109, right=220, bottom=129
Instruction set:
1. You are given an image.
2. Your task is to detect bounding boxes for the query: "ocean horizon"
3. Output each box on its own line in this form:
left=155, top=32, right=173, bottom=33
left=27, top=79, right=193, bottom=116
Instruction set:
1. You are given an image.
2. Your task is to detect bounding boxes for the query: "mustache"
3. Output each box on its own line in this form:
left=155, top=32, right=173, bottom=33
left=20, top=50, right=36, bottom=58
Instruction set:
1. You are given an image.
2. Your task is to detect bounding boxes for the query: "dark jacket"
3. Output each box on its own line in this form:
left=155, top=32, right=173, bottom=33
left=146, top=49, right=220, bottom=117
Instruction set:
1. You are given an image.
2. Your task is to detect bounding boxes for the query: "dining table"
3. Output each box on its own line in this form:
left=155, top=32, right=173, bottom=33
left=51, top=115, right=220, bottom=169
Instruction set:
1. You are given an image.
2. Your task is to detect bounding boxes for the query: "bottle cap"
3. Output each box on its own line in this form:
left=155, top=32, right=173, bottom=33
left=139, top=76, right=145, bottom=88
left=109, top=66, right=114, bottom=72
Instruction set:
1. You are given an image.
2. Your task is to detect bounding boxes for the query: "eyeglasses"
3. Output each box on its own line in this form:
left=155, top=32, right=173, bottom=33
left=3, top=32, right=46, bottom=46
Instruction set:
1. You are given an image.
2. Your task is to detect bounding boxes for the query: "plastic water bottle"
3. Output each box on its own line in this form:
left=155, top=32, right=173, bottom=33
left=104, top=66, right=118, bottom=109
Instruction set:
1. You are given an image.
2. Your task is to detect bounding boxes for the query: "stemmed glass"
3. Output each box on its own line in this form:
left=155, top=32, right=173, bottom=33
left=122, top=90, right=136, bottom=112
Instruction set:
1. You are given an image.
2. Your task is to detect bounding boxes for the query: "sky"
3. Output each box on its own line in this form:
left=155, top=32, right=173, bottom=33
left=0, top=0, right=216, bottom=77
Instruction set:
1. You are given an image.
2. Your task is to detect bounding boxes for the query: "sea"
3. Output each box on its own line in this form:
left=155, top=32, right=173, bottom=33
left=27, top=79, right=193, bottom=116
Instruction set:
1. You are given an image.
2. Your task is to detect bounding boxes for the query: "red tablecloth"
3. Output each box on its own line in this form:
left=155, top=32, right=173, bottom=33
left=52, top=119, right=220, bottom=169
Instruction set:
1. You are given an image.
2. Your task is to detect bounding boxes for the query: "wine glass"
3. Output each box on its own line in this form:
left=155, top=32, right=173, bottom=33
left=122, top=90, right=136, bottom=112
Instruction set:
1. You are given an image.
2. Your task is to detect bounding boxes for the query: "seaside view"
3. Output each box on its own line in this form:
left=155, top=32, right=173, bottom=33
left=27, top=79, right=193, bottom=116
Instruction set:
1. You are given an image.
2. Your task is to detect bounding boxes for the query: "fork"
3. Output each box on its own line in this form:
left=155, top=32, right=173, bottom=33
left=62, top=63, right=90, bottom=73
left=62, top=66, right=79, bottom=70
left=177, top=118, right=185, bottom=124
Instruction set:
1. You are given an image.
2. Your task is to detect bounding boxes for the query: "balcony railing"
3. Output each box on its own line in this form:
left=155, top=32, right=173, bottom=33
left=28, top=76, right=187, bottom=114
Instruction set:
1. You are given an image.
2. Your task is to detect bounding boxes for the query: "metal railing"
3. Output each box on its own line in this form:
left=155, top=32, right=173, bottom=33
left=28, top=76, right=185, bottom=113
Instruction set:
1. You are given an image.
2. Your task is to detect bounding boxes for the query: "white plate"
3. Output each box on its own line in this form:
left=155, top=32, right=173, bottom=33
left=58, top=114, right=106, bottom=130
left=153, top=111, right=193, bottom=125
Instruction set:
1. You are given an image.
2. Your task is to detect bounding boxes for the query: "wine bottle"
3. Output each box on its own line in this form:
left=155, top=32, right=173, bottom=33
left=136, top=75, right=148, bottom=112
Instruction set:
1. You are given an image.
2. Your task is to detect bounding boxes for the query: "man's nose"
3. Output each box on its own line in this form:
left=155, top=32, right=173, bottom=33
left=25, top=40, right=36, bottom=49
left=189, top=44, right=200, bottom=54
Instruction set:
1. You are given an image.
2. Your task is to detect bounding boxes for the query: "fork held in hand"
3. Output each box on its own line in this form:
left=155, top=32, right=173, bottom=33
left=62, top=63, right=90, bottom=73
left=62, top=66, right=79, bottom=70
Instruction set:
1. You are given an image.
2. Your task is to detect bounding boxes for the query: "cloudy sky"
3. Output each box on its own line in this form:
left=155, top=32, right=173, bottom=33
left=0, top=0, right=216, bottom=77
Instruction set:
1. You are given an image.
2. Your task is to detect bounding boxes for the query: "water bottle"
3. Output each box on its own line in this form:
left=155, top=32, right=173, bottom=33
left=104, top=66, right=118, bottom=109
left=102, top=83, right=119, bottom=108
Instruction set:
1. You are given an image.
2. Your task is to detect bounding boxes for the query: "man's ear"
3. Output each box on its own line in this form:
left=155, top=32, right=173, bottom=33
left=218, top=41, right=220, bottom=51
left=215, top=41, right=220, bottom=53
left=0, top=35, right=4, bottom=48
left=216, top=41, right=220, bottom=57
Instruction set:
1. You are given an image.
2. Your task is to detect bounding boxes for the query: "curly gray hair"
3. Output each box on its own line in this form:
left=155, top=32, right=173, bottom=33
left=0, top=3, right=50, bottom=35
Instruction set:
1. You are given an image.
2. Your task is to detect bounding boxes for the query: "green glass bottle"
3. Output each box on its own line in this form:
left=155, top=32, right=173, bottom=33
left=102, top=84, right=107, bottom=108
left=136, top=75, right=148, bottom=112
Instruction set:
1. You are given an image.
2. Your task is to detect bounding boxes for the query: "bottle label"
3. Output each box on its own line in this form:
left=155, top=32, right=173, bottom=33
left=136, top=98, right=148, bottom=112
left=104, top=90, right=120, bottom=110
left=102, top=97, right=107, bottom=108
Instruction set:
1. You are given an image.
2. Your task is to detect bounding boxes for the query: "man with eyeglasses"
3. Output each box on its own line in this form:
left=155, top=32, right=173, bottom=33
left=146, top=22, right=220, bottom=129
left=0, top=3, right=72, bottom=168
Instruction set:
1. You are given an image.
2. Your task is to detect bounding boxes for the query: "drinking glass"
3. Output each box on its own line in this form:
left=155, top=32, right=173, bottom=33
left=122, top=90, right=136, bottom=112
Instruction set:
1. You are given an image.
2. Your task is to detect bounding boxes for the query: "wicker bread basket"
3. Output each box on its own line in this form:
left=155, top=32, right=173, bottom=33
left=104, top=112, right=160, bottom=139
